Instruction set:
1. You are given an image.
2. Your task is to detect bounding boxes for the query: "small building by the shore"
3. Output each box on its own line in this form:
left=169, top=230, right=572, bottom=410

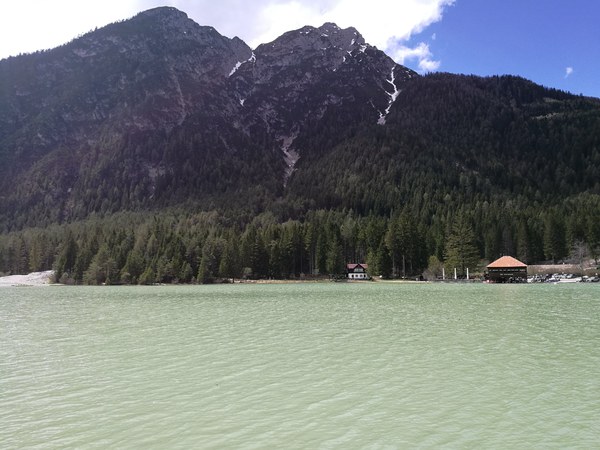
left=486, top=256, right=527, bottom=283
left=347, top=263, right=369, bottom=280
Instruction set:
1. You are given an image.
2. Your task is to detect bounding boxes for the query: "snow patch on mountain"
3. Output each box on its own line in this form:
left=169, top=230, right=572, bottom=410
left=377, top=66, right=400, bottom=125
left=228, top=52, right=257, bottom=77
left=281, top=133, right=299, bottom=186
left=228, top=61, right=242, bottom=77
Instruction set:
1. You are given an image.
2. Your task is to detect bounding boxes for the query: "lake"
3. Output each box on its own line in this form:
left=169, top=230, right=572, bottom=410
left=1, top=283, right=599, bottom=448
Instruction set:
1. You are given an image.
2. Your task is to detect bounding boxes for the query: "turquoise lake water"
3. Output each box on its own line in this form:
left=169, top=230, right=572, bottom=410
left=1, top=283, right=599, bottom=448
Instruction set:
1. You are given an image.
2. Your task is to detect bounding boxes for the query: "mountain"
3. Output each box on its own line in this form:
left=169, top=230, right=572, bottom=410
left=229, top=22, right=414, bottom=178
left=287, top=73, right=600, bottom=214
left=0, top=7, right=264, bottom=227
left=0, top=7, right=417, bottom=230
left=1, top=7, right=600, bottom=281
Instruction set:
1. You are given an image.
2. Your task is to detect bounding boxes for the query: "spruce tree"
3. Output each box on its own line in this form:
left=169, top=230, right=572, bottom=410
left=444, top=214, right=480, bottom=277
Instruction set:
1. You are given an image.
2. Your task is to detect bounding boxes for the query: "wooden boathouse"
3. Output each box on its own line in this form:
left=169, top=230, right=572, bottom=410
left=486, top=256, right=527, bottom=283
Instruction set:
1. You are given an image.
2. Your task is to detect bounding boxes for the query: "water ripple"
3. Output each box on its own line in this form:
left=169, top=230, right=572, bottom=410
left=1, top=284, right=599, bottom=448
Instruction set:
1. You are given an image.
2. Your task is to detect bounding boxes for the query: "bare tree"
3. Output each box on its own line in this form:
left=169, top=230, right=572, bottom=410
left=570, top=240, right=589, bottom=273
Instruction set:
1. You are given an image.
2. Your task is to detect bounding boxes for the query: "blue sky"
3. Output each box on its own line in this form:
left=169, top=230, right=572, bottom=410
left=415, top=0, right=600, bottom=98
left=1, top=0, right=598, bottom=98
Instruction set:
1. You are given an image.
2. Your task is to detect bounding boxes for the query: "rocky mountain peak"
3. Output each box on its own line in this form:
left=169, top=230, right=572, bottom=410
left=254, top=22, right=367, bottom=66
left=136, top=6, right=189, bottom=22
left=316, top=22, right=366, bottom=51
left=125, top=7, right=252, bottom=66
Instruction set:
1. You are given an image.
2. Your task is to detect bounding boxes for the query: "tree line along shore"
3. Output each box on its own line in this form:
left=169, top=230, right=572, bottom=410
left=1, top=203, right=598, bottom=285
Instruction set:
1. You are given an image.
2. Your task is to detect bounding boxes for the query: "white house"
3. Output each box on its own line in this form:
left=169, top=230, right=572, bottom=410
left=347, top=263, right=369, bottom=280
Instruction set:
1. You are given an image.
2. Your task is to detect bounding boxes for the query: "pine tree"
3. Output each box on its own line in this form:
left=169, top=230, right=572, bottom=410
left=179, top=262, right=193, bottom=283
left=444, top=214, right=480, bottom=277
left=375, top=242, right=393, bottom=278
left=326, top=237, right=345, bottom=275
left=197, top=256, right=212, bottom=284
left=54, top=233, right=78, bottom=282
left=587, top=216, right=600, bottom=264
left=219, top=238, right=238, bottom=280
left=515, top=220, right=531, bottom=264
left=543, top=214, right=566, bottom=263
left=139, top=267, right=155, bottom=285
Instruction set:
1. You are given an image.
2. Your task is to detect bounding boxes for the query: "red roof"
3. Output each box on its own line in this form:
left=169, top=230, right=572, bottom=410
left=487, top=256, right=527, bottom=268
left=347, top=263, right=368, bottom=269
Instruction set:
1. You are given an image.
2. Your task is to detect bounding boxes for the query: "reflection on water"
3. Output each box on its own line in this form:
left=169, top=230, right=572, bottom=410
left=1, top=283, right=599, bottom=448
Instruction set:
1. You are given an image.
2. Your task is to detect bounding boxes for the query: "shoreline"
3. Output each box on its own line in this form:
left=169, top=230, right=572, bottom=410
left=3, top=271, right=595, bottom=287
left=0, top=270, right=54, bottom=287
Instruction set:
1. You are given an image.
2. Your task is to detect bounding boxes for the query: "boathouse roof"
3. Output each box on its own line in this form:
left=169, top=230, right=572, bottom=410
left=487, top=256, right=527, bottom=268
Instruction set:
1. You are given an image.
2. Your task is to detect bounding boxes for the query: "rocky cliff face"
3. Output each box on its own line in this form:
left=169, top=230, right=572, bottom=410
left=224, top=22, right=417, bottom=186
left=0, top=7, right=416, bottom=228
left=0, top=7, right=252, bottom=148
left=230, top=23, right=415, bottom=167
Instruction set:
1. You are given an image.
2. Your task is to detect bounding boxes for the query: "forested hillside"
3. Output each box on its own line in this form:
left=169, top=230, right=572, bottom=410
left=1, top=8, right=599, bottom=283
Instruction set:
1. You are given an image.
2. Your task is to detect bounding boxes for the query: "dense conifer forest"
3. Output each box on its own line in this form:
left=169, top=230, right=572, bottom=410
left=1, top=185, right=599, bottom=284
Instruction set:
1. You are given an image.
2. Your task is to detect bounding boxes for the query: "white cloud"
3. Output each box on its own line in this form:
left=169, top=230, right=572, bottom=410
left=565, top=66, right=574, bottom=78
left=418, top=57, right=441, bottom=72
left=1, top=0, right=454, bottom=73
left=245, top=0, right=455, bottom=72
left=390, top=42, right=440, bottom=73
left=251, top=1, right=335, bottom=47
left=0, top=0, right=145, bottom=58
left=327, top=0, right=454, bottom=48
